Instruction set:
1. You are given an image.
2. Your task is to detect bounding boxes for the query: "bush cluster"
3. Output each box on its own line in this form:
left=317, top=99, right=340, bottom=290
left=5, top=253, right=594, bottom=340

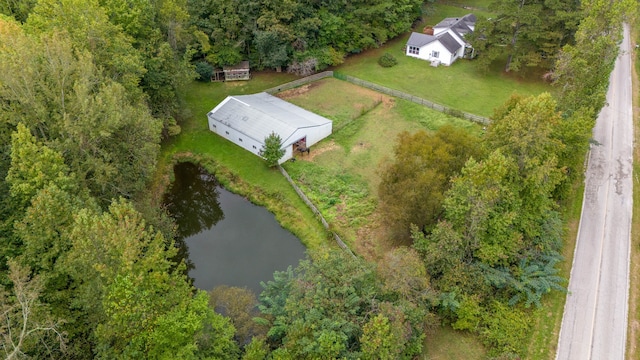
left=378, top=52, right=398, bottom=68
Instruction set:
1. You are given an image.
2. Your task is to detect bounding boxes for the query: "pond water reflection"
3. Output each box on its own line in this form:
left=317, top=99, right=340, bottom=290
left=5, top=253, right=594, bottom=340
left=163, top=162, right=306, bottom=294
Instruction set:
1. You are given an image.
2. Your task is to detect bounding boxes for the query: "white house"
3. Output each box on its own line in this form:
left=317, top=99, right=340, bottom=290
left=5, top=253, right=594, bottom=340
left=207, top=92, right=332, bottom=164
left=406, top=13, right=476, bottom=66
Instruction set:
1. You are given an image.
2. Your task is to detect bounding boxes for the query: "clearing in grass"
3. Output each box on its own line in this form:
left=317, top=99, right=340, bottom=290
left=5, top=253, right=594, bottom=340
left=279, top=77, right=482, bottom=258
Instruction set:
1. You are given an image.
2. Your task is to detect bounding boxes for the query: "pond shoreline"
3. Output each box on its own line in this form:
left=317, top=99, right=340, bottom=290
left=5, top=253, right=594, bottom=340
left=146, top=151, right=331, bottom=253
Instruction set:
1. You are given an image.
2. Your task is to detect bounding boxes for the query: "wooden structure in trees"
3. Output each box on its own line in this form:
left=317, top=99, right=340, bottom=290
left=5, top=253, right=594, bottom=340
left=222, top=61, right=250, bottom=81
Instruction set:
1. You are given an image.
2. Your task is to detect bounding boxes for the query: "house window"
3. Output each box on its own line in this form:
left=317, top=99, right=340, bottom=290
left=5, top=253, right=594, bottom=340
left=431, top=51, right=439, bottom=58
left=408, top=46, right=419, bottom=55
left=252, top=145, right=257, bottom=149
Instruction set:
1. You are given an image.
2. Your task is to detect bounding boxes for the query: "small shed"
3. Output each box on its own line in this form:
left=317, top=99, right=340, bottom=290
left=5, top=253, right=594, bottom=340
left=207, top=92, right=332, bottom=164
left=223, top=61, right=250, bottom=81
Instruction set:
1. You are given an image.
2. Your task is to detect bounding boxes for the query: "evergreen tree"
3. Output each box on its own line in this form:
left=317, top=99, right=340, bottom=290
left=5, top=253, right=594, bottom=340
left=259, top=132, right=285, bottom=167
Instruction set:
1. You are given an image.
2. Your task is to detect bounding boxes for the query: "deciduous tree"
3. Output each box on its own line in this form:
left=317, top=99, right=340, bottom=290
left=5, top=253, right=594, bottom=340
left=378, top=126, right=481, bottom=241
left=0, top=260, right=66, bottom=359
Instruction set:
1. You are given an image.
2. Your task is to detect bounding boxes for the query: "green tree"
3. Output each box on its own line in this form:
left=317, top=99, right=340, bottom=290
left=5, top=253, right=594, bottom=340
left=0, top=0, right=36, bottom=22
left=0, top=19, right=162, bottom=203
left=0, top=260, right=66, bottom=359
left=378, top=126, right=481, bottom=241
left=27, top=0, right=145, bottom=97
left=57, top=200, right=238, bottom=358
left=361, top=314, right=400, bottom=360
left=553, top=0, right=635, bottom=113
left=257, top=250, right=427, bottom=359
left=187, top=0, right=253, bottom=67
left=469, top=0, right=579, bottom=72
left=259, top=132, right=285, bottom=167
left=485, top=93, right=565, bottom=245
left=254, top=30, right=289, bottom=71
left=210, top=285, right=266, bottom=345
left=242, top=337, right=270, bottom=359
left=443, top=152, right=522, bottom=267
left=6, top=124, right=76, bottom=213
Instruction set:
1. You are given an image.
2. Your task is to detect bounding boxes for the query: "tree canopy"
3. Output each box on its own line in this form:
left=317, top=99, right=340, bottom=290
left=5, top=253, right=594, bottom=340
left=469, top=0, right=579, bottom=73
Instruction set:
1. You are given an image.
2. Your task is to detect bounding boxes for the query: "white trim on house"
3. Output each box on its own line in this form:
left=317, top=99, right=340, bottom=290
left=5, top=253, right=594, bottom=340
left=406, top=13, right=476, bottom=66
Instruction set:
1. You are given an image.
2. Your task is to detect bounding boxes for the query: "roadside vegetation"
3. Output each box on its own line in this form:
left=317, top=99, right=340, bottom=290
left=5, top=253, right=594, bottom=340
left=627, top=23, right=640, bottom=360
left=0, top=0, right=636, bottom=358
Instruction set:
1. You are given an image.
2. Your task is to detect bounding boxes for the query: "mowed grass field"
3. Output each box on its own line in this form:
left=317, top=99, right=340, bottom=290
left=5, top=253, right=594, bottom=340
left=334, top=1, right=552, bottom=117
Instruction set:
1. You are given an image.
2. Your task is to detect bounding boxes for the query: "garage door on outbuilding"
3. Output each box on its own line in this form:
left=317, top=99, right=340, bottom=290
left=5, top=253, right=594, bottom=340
left=207, top=92, right=333, bottom=164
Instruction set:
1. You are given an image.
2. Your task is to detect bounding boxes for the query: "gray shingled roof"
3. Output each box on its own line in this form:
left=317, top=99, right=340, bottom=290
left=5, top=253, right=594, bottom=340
left=437, top=32, right=462, bottom=54
left=208, top=92, right=331, bottom=146
left=407, top=32, right=437, bottom=48
left=434, top=13, right=476, bottom=34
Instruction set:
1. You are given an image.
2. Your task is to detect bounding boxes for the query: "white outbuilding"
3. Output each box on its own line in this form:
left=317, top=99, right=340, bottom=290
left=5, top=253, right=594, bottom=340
left=207, top=92, right=332, bottom=164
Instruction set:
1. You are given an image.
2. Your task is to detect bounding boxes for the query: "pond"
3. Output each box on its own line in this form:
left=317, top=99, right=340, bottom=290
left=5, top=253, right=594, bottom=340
left=163, top=162, right=306, bottom=295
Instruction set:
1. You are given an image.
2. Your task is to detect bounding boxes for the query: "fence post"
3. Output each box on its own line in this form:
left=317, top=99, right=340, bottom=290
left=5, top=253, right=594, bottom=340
left=278, top=165, right=357, bottom=258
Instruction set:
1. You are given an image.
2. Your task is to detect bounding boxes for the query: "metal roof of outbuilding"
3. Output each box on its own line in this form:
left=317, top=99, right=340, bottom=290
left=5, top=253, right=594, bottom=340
left=208, top=92, right=332, bottom=146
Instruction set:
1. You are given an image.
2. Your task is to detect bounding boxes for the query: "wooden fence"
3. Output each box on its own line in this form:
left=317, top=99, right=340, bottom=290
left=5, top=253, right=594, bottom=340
left=264, top=71, right=334, bottom=94
left=278, top=165, right=356, bottom=258
left=265, top=70, right=490, bottom=125
left=334, top=72, right=491, bottom=125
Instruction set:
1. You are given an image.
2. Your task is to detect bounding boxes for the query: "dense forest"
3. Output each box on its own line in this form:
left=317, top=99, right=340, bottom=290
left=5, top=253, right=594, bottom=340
left=0, top=0, right=635, bottom=358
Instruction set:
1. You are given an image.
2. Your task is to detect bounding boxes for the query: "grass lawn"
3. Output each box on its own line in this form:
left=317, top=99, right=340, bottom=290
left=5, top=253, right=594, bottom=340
left=150, top=1, right=567, bottom=357
left=334, top=1, right=551, bottom=118
left=280, top=77, right=488, bottom=358
left=152, top=71, right=331, bottom=252
left=279, top=78, right=481, bottom=255
left=422, top=325, right=486, bottom=359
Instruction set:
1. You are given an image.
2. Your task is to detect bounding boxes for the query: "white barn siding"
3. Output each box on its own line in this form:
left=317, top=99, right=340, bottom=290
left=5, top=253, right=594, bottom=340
left=208, top=93, right=333, bottom=164
left=208, top=118, right=263, bottom=157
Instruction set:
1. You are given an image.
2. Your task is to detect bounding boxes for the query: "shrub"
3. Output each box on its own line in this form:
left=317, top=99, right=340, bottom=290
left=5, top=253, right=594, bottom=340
left=480, top=301, right=531, bottom=357
left=259, top=132, right=285, bottom=167
left=378, top=53, right=398, bottom=68
left=195, top=61, right=214, bottom=82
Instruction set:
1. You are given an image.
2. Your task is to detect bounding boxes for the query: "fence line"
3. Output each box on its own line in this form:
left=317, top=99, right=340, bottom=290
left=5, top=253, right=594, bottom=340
left=264, top=70, right=489, bottom=124
left=334, top=73, right=491, bottom=125
left=278, top=165, right=356, bottom=259
left=264, top=71, right=334, bottom=94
